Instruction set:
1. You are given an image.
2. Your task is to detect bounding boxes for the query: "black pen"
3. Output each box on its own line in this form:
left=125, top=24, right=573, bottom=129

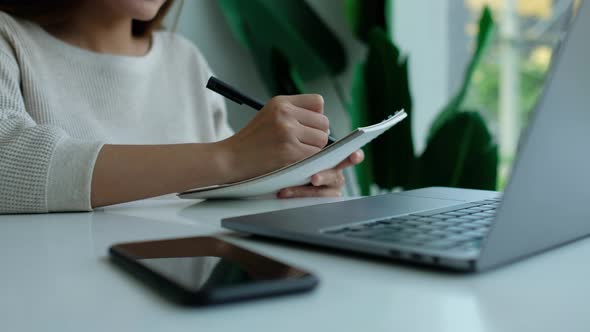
left=207, top=76, right=337, bottom=145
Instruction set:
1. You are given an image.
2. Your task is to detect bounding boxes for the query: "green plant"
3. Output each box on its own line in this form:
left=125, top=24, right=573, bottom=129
left=348, top=27, right=414, bottom=194
left=466, top=55, right=549, bottom=119
left=414, top=7, right=499, bottom=190
left=217, top=0, right=346, bottom=95
left=217, top=0, right=499, bottom=194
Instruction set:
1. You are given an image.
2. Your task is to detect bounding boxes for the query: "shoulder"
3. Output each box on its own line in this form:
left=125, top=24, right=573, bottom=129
left=0, top=11, right=38, bottom=60
left=0, top=11, right=22, bottom=31
left=153, top=30, right=218, bottom=99
left=154, top=31, right=214, bottom=73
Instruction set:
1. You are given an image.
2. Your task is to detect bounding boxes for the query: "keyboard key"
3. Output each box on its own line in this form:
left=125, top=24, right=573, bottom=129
left=344, top=225, right=366, bottom=231
left=385, top=225, right=406, bottom=232
left=425, top=222, right=446, bottom=229
left=463, top=233, right=484, bottom=241
left=445, top=226, right=465, bottom=233
left=472, top=212, right=494, bottom=218
left=364, top=223, right=388, bottom=229
left=428, top=215, right=451, bottom=220
left=459, top=223, right=483, bottom=231
left=418, top=217, right=440, bottom=223
left=398, top=229, right=422, bottom=236
left=391, top=217, right=412, bottom=222
left=427, top=230, right=449, bottom=238
left=400, top=215, right=423, bottom=220
left=416, top=223, right=434, bottom=229
left=445, top=218, right=466, bottom=223
left=443, top=212, right=468, bottom=217
left=446, top=234, right=476, bottom=242
left=430, top=221, right=450, bottom=228
left=480, top=205, right=497, bottom=210
left=482, top=199, right=501, bottom=204
left=458, top=215, right=482, bottom=221
left=407, top=220, right=427, bottom=226
left=471, top=220, right=491, bottom=227
left=375, top=219, right=397, bottom=225
left=409, top=233, right=438, bottom=242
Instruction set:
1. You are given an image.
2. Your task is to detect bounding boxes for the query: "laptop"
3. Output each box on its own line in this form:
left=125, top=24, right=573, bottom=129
left=222, top=1, right=590, bottom=272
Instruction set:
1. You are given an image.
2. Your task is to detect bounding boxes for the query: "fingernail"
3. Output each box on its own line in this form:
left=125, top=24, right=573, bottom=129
left=281, top=190, right=293, bottom=198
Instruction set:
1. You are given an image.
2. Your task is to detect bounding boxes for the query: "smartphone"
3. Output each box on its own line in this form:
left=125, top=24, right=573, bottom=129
left=109, top=236, right=318, bottom=306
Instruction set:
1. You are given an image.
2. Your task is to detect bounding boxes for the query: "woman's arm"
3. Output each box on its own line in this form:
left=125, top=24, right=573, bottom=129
left=91, top=143, right=233, bottom=207
left=91, top=94, right=330, bottom=208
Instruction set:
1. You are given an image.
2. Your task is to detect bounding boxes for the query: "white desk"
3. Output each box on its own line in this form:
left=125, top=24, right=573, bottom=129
left=1, top=196, right=589, bottom=332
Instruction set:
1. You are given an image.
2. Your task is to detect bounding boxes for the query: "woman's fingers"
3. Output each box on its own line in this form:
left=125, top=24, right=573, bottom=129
left=278, top=168, right=345, bottom=199
left=282, top=94, right=324, bottom=113
left=311, top=169, right=345, bottom=187
left=334, top=150, right=365, bottom=170
left=290, top=105, right=330, bottom=132
left=276, top=146, right=365, bottom=199
left=297, top=125, right=329, bottom=148
left=277, top=185, right=342, bottom=198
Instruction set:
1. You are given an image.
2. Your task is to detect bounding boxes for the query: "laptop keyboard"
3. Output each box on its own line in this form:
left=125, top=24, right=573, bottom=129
left=322, top=198, right=501, bottom=252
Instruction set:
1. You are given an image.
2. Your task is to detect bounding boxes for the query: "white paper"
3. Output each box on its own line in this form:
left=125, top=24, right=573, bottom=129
left=179, top=110, right=407, bottom=200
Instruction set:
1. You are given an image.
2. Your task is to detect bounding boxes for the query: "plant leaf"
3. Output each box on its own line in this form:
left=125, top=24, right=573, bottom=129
left=345, top=0, right=391, bottom=42
left=428, top=6, right=495, bottom=139
left=418, top=111, right=498, bottom=190
left=363, top=28, right=414, bottom=190
left=349, top=64, right=373, bottom=195
left=270, top=49, right=306, bottom=95
left=217, top=0, right=347, bottom=95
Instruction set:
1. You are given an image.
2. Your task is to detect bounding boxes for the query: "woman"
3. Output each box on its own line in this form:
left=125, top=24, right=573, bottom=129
left=0, top=0, right=363, bottom=214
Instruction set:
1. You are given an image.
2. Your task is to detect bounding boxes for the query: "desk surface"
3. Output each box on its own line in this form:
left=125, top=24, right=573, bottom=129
left=1, top=196, right=588, bottom=332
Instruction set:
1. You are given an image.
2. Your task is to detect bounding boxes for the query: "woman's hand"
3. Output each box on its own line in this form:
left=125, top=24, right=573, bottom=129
left=277, top=149, right=365, bottom=198
left=218, top=94, right=330, bottom=183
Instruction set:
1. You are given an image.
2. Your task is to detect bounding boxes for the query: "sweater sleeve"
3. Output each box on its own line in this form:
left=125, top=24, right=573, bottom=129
left=0, top=49, right=103, bottom=214
left=185, top=38, right=235, bottom=141
left=210, top=90, right=235, bottom=141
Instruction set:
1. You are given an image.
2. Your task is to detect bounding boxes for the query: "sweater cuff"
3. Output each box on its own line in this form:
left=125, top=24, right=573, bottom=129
left=46, top=137, right=104, bottom=212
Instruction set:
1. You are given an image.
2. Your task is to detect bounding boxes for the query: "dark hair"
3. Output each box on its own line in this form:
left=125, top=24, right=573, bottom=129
left=0, top=0, right=175, bottom=37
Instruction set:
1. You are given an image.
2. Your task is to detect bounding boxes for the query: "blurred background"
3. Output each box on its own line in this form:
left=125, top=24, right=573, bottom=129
left=168, top=0, right=577, bottom=194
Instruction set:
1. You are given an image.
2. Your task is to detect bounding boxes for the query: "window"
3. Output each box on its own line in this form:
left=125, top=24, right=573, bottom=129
left=460, top=0, right=576, bottom=187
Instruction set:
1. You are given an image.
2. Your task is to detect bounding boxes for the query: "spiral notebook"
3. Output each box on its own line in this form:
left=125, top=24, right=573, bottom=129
left=178, top=110, right=407, bottom=200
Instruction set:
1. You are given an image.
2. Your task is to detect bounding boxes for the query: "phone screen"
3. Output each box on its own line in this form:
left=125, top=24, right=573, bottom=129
left=139, top=256, right=256, bottom=291
left=110, top=236, right=316, bottom=304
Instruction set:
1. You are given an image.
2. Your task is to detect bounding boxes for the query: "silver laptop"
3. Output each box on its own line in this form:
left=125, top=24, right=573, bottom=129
left=222, top=1, right=590, bottom=272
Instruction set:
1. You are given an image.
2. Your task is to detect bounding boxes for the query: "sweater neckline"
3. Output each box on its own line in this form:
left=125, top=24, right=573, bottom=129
left=30, top=23, right=161, bottom=67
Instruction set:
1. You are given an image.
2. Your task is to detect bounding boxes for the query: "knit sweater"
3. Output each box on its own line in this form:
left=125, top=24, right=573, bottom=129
left=0, top=13, right=233, bottom=214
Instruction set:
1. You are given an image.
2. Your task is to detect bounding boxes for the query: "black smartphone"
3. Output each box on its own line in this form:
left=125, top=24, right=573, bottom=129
left=109, top=236, right=318, bottom=306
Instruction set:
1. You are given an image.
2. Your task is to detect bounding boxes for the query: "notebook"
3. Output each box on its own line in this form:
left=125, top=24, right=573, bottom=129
left=178, top=110, right=407, bottom=200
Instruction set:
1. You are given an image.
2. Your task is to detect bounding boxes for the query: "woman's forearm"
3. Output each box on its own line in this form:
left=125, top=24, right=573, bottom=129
left=91, top=95, right=333, bottom=208
left=90, top=142, right=235, bottom=208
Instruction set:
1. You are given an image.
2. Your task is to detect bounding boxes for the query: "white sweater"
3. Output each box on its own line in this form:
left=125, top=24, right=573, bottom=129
left=0, top=13, right=233, bottom=214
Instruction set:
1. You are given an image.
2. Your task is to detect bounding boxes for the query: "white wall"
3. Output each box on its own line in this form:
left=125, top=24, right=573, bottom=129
left=169, top=0, right=267, bottom=130
left=393, top=0, right=452, bottom=153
